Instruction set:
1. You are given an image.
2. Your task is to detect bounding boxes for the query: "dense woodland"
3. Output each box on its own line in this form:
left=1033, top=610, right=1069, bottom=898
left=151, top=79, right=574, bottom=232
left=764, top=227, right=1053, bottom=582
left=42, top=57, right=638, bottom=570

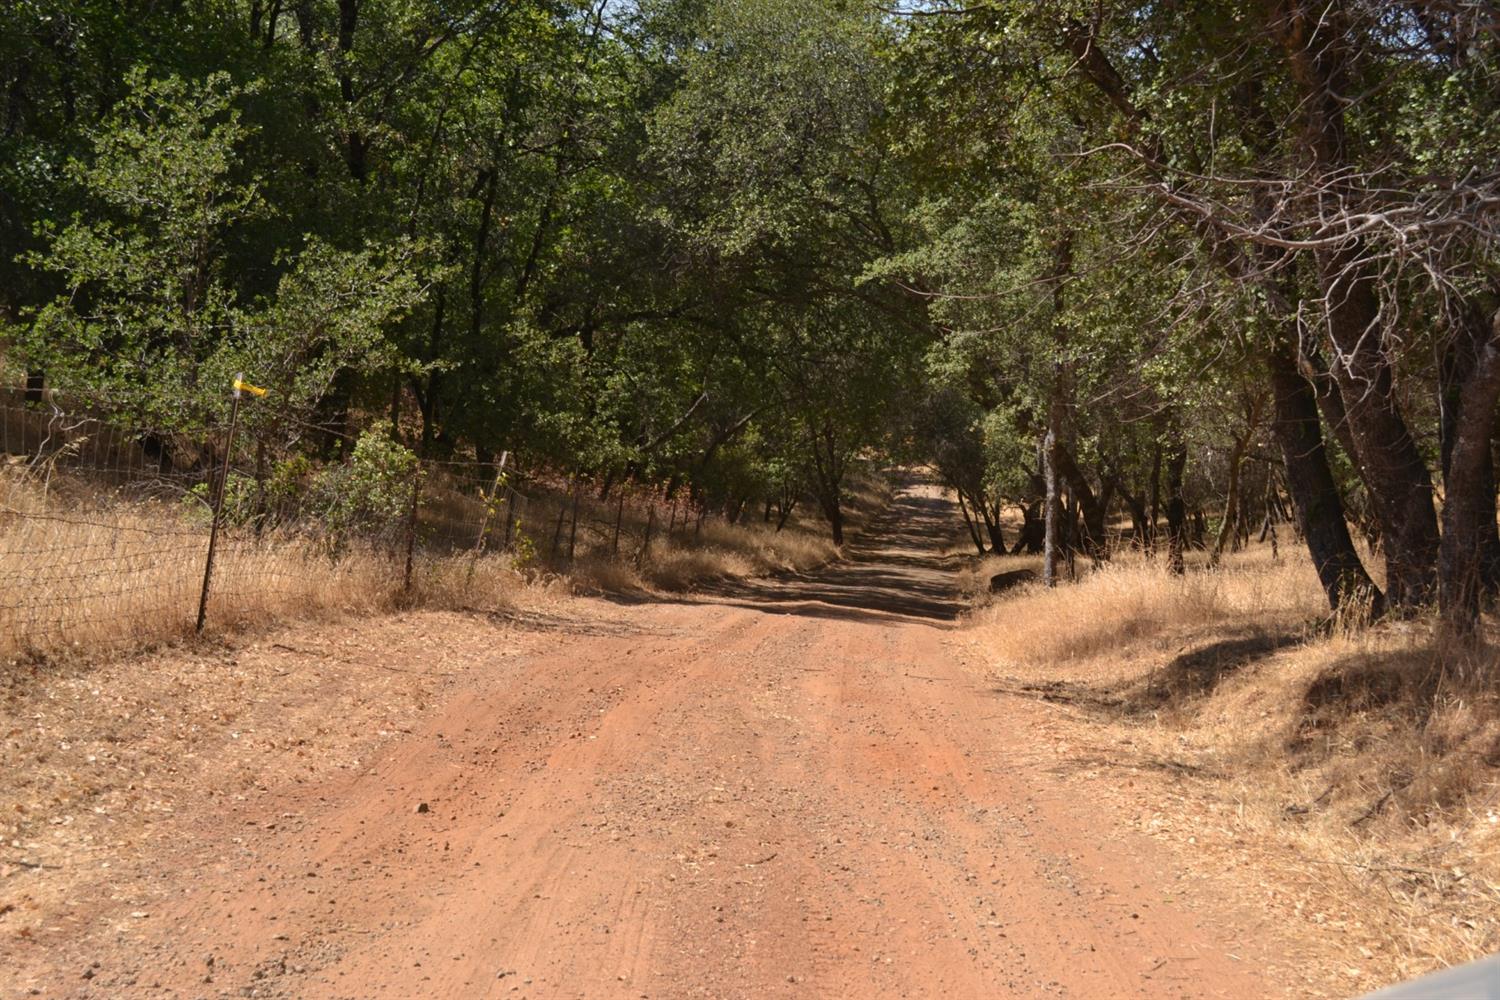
left=3, top=1, right=1499, bottom=631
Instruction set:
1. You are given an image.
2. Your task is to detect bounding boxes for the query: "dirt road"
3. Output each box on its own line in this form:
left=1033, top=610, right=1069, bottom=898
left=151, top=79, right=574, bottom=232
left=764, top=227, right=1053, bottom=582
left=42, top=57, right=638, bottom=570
left=5, top=481, right=1286, bottom=998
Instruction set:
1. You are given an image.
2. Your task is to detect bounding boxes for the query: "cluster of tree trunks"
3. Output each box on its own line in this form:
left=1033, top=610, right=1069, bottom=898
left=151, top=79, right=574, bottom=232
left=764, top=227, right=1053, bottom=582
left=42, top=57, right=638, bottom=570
left=1048, top=6, right=1500, bottom=636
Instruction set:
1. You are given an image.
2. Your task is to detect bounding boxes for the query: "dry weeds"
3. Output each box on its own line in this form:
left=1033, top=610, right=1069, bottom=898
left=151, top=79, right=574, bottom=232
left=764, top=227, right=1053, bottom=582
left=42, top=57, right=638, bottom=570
left=567, top=470, right=887, bottom=595
left=2, top=457, right=891, bottom=665
left=1, top=469, right=522, bottom=665
left=967, top=539, right=1500, bottom=994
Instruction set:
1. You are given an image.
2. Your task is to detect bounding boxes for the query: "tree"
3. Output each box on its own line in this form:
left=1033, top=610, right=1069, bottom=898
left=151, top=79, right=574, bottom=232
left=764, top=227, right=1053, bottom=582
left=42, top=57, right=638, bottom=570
left=20, top=70, right=426, bottom=442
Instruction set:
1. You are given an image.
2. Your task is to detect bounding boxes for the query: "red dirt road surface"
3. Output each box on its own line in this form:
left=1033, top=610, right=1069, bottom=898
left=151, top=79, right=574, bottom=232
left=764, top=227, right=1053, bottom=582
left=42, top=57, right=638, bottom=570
left=5, top=481, right=1289, bottom=998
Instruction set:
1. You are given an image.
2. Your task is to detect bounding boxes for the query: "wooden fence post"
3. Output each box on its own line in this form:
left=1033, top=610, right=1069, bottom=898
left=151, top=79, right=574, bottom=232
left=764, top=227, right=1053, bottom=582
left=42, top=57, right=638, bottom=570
left=612, top=494, right=625, bottom=555
left=638, top=505, right=656, bottom=567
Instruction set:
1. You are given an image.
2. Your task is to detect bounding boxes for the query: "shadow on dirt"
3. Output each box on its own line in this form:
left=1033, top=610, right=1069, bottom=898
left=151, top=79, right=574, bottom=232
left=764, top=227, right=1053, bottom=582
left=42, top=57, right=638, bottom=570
left=992, top=625, right=1312, bottom=718
left=1288, top=646, right=1458, bottom=762
left=694, top=482, right=966, bottom=624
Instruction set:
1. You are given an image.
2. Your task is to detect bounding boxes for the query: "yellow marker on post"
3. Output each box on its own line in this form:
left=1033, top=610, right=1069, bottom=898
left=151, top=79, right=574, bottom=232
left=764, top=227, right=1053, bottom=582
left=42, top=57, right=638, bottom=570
left=199, top=372, right=266, bottom=633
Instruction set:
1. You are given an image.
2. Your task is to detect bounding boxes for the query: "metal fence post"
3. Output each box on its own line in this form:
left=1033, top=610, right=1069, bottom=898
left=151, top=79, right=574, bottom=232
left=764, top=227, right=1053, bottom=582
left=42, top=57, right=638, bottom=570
left=197, top=373, right=255, bottom=632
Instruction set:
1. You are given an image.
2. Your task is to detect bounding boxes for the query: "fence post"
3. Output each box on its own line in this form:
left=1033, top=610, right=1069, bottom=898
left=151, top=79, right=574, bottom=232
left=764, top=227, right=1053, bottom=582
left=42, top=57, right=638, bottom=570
left=638, top=504, right=655, bottom=567
left=197, top=373, right=259, bottom=632
left=402, top=466, right=422, bottom=594
left=612, top=494, right=625, bottom=555
left=472, top=451, right=510, bottom=554
left=567, top=475, right=582, bottom=562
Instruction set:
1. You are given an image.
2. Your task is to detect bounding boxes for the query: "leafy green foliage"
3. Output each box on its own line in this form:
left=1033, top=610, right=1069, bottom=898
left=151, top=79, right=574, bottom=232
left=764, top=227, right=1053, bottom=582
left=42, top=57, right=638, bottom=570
left=310, top=423, right=422, bottom=554
left=8, top=0, right=1494, bottom=568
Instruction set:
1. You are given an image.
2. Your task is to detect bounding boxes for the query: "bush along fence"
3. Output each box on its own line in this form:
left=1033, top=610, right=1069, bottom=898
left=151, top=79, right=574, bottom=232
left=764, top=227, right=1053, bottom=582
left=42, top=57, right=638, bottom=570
left=0, top=377, right=717, bottom=663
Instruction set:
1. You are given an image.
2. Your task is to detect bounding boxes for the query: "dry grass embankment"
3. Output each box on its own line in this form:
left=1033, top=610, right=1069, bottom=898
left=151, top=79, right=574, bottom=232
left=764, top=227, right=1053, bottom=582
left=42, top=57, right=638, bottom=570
left=966, top=541, right=1500, bottom=995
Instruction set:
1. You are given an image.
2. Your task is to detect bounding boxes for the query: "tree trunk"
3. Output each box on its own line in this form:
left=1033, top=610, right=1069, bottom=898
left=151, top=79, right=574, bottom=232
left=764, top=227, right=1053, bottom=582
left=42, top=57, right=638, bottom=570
left=1266, top=341, right=1383, bottom=616
left=1165, top=441, right=1187, bottom=576
left=1301, top=344, right=1368, bottom=516
left=550, top=498, right=567, bottom=560
left=336, top=0, right=368, bottom=182
left=418, top=285, right=446, bottom=453
left=1439, top=300, right=1500, bottom=596
left=956, top=490, right=986, bottom=555
left=981, top=499, right=1006, bottom=554
left=1054, top=445, right=1107, bottom=557
left=1439, top=309, right=1500, bottom=638
left=1270, top=0, right=1440, bottom=607
left=806, top=420, right=846, bottom=546
left=775, top=498, right=796, bottom=532
left=1320, top=252, right=1438, bottom=606
left=1043, top=394, right=1064, bottom=587
left=1211, top=397, right=1262, bottom=567
left=1146, top=439, right=1162, bottom=556
left=820, top=492, right=844, bottom=546
left=1127, top=494, right=1149, bottom=547
left=1012, top=501, right=1044, bottom=554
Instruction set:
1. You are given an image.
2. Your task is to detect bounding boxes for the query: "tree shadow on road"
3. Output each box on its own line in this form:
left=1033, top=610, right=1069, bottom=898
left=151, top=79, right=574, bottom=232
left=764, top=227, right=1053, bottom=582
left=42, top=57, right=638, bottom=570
left=990, top=626, right=1312, bottom=718
left=604, top=477, right=968, bottom=627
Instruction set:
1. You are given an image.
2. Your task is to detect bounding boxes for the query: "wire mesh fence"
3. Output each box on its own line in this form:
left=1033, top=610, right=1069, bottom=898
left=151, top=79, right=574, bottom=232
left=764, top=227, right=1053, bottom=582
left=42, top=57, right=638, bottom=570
left=0, top=383, right=694, bottom=663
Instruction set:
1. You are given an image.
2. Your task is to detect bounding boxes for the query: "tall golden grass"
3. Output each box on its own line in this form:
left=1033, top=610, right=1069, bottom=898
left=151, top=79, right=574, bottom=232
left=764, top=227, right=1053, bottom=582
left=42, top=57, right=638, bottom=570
left=0, top=476, right=431, bottom=663
left=970, top=544, right=1328, bottom=670
left=569, top=517, right=839, bottom=593
left=541, top=467, right=886, bottom=593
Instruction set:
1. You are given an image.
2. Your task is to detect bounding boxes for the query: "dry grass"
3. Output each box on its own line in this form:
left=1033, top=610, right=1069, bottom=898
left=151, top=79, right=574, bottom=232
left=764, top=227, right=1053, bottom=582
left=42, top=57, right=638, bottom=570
left=967, top=539, right=1500, bottom=993
left=641, top=520, right=838, bottom=591
left=0, top=468, right=528, bottom=664
left=954, top=551, right=1042, bottom=602
left=565, top=468, right=888, bottom=595
left=559, top=519, right=845, bottom=594
left=561, top=518, right=838, bottom=595
left=972, top=544, right=1328, bottom=673
left=1, top=455, right=892, bottom=663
